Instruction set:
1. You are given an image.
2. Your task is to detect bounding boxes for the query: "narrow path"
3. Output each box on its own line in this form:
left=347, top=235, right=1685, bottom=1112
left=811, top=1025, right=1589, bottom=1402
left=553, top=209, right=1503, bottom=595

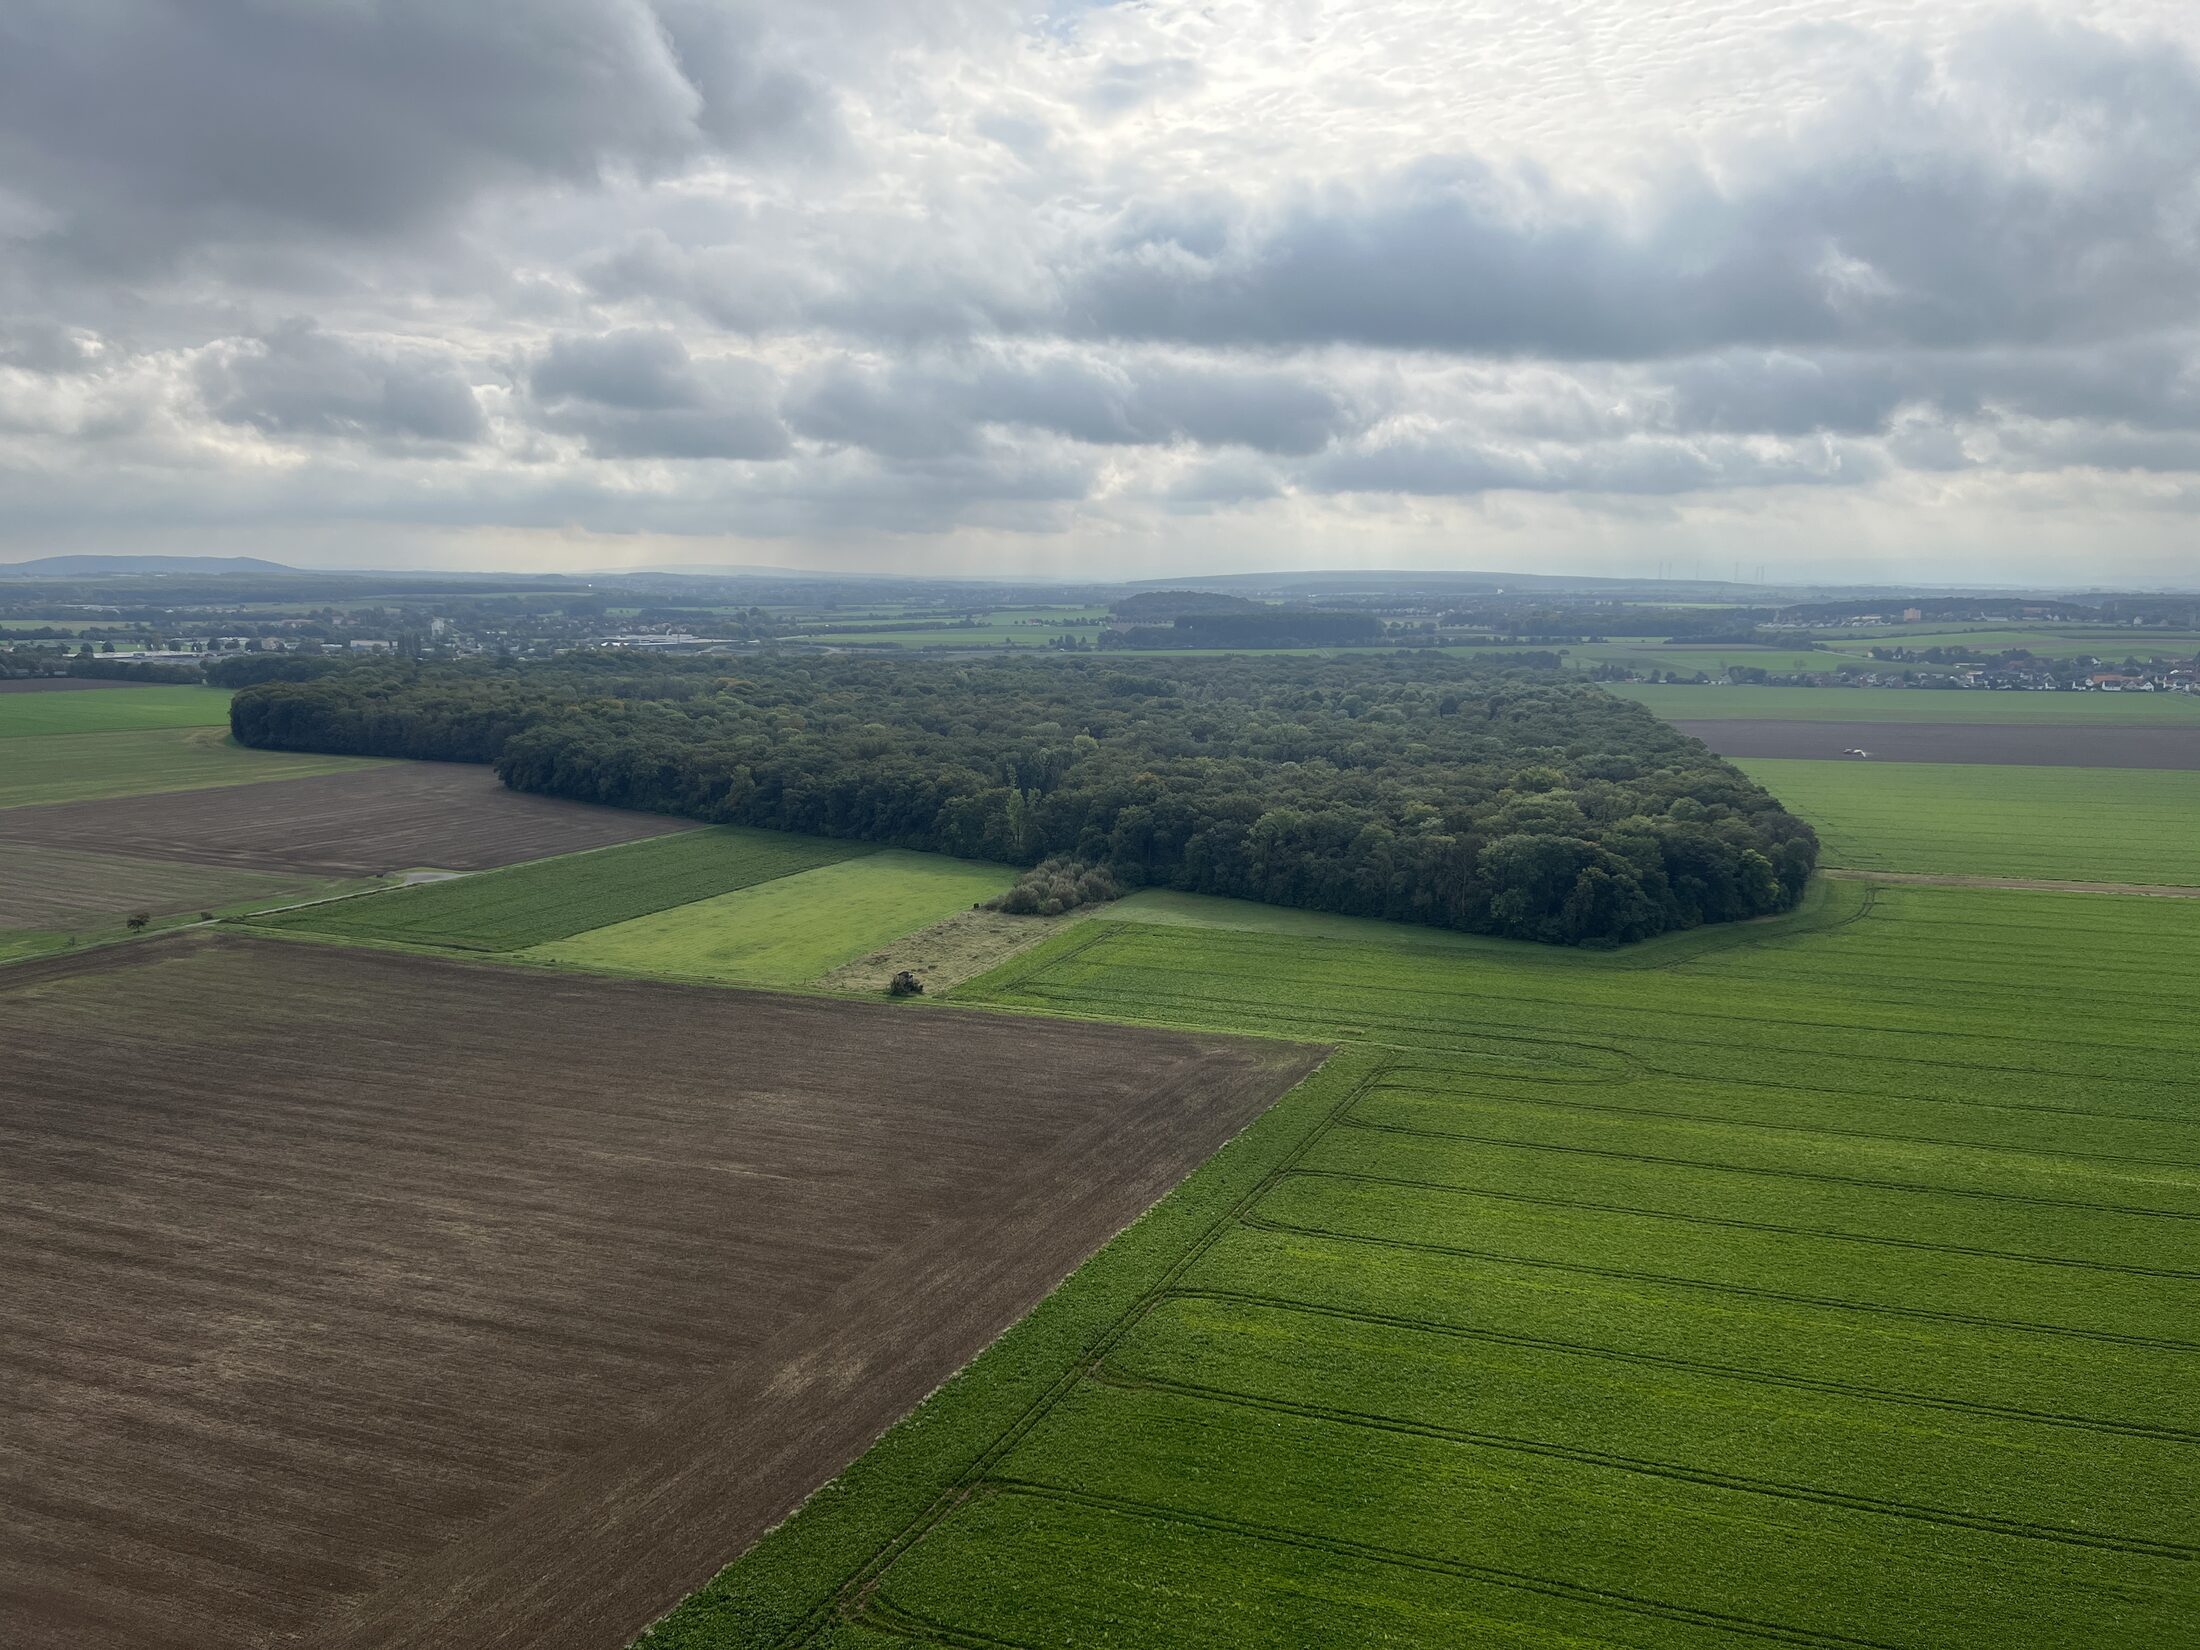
left=1823, top=869, right=2200, bottom=899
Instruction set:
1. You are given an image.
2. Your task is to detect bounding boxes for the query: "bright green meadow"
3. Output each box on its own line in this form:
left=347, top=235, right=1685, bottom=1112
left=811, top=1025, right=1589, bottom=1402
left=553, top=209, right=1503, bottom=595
left=253, top=826, right=867, bottom=952
left=642, top=879, right=2200, bottom=1648
left=0, top=684, right=233, bottom=738
left=1735, top=758, right=2200, bottom=883
left=532, top=850, right=1016, bottom=986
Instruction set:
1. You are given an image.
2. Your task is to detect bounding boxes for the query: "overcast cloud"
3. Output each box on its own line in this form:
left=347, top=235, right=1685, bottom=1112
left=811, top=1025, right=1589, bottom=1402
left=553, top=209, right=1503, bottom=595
left=0, top=0, right=2195, bottom=582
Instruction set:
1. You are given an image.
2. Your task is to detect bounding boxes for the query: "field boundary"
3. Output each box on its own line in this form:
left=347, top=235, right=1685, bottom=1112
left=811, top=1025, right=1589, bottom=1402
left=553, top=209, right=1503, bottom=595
left=1824, top=869, right=2200, bottom=898
left=632, top=1048, right=1379, bottom=1649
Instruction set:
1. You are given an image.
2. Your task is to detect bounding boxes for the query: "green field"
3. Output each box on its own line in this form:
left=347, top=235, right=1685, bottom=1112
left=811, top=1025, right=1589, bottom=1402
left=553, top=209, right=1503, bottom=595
left=1736, top=758, right=2200, bottom=884
left=533, top=850, right=1016, bottom=986
left=0, top=727, right=385, bottom=809
left=1814, top=628, right=2200, bottom=661
left=254, top=826, right=866, bottom=951
left=0, top=684, right=232, bottom=737
left=644, top=880, right=2200, bottom=1648
left=1563, top=642, right=1873, bottom=676
left=1608, top=683, right=2200, bottom=723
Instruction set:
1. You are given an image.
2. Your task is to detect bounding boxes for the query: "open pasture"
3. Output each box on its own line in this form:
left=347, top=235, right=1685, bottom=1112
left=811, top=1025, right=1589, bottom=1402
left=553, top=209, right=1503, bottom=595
left=1676, top=720, right=2200, bottom=768
left=532, top=850, right=1017, bottom=986
left=0, top=931, right=1318, bottom=1650
left=1735, top=757, right=2200, bottom=883
left=0, top=762, right=695, bottom=875
left=0, top=726, right=385, bottom=809
left=647, top=881, right=2200, bottom=1648
left=257, top=825, right=861, bottom=951
left=0, top=682, right=230, bottom=737
left=1610, top=682, right=2200, bottom=723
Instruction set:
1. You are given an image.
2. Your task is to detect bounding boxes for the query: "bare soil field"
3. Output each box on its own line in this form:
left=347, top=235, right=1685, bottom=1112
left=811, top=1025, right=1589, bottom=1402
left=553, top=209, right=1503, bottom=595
left=0, top=676, right=148, bottom=692
left=1673, top=718, right=2200, bottom=768
left=0, top=762, right=694, bottom=875
left=0, top=842, right=331, bottom=928
left=0, top=932, right=1319, bottom=1650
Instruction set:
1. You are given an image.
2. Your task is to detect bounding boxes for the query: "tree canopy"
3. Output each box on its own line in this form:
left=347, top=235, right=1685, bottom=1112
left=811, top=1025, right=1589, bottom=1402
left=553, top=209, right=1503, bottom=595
left=230, top=652, right=1816, bottom=945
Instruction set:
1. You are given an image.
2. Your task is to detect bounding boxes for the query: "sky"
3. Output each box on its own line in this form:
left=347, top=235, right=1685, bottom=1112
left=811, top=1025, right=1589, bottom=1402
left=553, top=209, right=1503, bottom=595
left=2, top=0, right=2198, bottom=586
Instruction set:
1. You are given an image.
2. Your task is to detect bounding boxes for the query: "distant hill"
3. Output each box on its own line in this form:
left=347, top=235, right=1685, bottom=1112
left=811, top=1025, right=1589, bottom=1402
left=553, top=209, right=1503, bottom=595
left=0, top=555, right=300, bottom=578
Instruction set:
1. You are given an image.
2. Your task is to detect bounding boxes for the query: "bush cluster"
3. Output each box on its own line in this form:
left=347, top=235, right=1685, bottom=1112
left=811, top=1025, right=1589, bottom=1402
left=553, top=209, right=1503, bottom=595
left=990, top=858, right=1121, bottom=917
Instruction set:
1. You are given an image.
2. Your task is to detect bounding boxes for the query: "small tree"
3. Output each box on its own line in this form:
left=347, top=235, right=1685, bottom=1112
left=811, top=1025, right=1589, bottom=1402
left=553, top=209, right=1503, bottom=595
left=125, top=912, right=151, bottom=933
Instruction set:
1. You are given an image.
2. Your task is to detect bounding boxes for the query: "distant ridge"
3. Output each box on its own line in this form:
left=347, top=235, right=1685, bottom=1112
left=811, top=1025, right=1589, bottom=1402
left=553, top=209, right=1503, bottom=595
left=0, top=554, right=299, bottom=578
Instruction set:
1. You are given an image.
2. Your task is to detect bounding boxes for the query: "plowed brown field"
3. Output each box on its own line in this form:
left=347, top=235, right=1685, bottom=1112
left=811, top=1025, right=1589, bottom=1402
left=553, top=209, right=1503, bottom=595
left=0, top=762, right=693, bottom=875
left=0, top=932, right=1320, bottom=1650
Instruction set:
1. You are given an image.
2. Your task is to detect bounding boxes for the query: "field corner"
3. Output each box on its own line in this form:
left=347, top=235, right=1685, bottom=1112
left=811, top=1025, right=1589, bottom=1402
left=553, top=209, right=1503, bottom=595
left=631, top=1044, right=1381, bottom=1650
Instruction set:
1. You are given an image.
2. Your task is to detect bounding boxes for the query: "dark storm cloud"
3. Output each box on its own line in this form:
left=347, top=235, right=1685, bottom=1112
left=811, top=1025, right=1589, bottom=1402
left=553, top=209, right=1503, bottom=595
left=0, top=0, right=834, bottom=269
left=195, top=321, right=486, bottom=446
left=1060, top=19, right=2200, bottom=362
left=529, top=329, right=789, bottom=459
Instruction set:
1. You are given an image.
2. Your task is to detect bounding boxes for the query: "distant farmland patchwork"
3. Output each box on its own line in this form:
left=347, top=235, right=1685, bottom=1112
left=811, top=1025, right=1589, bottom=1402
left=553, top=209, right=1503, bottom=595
left=1610, top=683, right=2200, bottom=723
left=647, top=882, right=2200, bottom=1648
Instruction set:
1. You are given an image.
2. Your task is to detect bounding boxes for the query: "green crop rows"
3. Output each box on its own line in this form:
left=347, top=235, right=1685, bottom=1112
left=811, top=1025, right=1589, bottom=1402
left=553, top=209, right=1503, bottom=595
left=643, top=879, right=2200, bottom=1648
left=1736, top=758, right=2200, bottom=883
left=257, top=826, right=866, bottom=952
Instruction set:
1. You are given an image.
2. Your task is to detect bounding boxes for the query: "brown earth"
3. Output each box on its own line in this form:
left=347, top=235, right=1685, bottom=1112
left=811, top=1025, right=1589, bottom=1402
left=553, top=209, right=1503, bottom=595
left=0, top=843, right=334, bottom=927
left=0, top=931, right=1320, bottom=1650
left=0, top=762, right=695, bottom=875
left=0, top=676, right=152, bottom=692
left=1672, top=719, right=2200, bottom=768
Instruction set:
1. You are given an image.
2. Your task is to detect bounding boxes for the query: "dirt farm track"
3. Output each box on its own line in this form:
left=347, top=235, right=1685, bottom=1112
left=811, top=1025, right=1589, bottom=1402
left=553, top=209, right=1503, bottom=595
left=0, top=762, right=695, bottom=874
left=1671, top=719, right=2200, bottom=768
left=0, top=932, right=1321, bottom=1650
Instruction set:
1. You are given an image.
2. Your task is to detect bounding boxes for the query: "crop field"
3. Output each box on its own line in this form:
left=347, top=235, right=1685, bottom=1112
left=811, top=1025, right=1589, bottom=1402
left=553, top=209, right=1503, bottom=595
left=0, top=762, right=694, bottom=875
left=0, top=931, right=1318, bottom=1650
left=1562, top=642, right=1869, bottom=676
left=1610, top=683, right=2200, bottom=723
left=0, top=682, right=231, bottom=736
left=1822, top=628, right=2200, bottom=660
left=1734, top=758, right=2200, bottom=883
left=1678, top=720, right=2200, bottom=769
left=0, top=726, right=386, bottom=808
left=647, top=880, right=2200, bottom=1649
left=532, top=850, right=1017, bottom=987
left=256, top=826, right=862, bottom=951
left=0, top=842, right=339, bottom=930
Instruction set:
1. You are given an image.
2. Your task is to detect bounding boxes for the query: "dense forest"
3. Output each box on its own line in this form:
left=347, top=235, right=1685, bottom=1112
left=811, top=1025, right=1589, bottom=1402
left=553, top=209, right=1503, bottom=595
left=231, top=653, right=1816, bottom=945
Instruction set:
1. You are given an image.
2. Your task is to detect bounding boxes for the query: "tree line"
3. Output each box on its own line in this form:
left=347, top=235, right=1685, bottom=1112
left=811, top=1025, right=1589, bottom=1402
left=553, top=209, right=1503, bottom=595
left=230, top=652, right=1817, bottom=946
